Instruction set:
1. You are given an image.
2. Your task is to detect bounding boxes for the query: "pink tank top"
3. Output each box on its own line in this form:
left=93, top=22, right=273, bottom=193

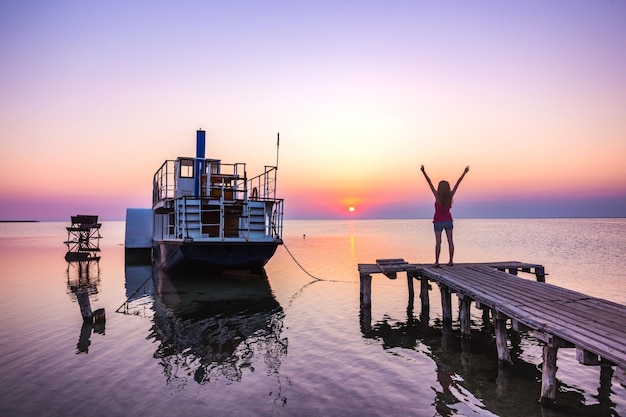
left=433, top=201, right=452, bottom=223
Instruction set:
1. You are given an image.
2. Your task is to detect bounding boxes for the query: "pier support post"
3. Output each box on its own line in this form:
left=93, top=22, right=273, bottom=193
left=420, top=275, right=430, bottom=318
left=540, top=345, right=559, bottom=405
left=496, top=362, right=512, bottom=395
left=359, top=303, right=372, bottom=334
left=407, top=271, right=415, bottom=307
left=359, top=273, right=372, bottom=334
left=474, top=301, right=491, bottom=330
left=598, top=365, right=614, bottom=402
left=407, top=271, right=418, bottom=320
left=440, top=284, right=452, bottom=324
left=458, top=295, right=472, bottom=339
left=509, top=326, right=521, bottom=351
left=482, top=307, right=491, bottom=326
left=494, top=311, right=512, bottom=364
left=535, top=266, right=546, bottom=282
left=360, top=273, right=372, bottom=306
left=420, top=276, right=430, bottom=310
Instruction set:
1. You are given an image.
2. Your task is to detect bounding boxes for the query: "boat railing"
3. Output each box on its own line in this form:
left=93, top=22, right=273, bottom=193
left=204, top=162, right=246, bottom=201
left=153, top=160, right=251, bottom=205
left=153, top=160, right=283, bottom=241
left=153, top=160, right=176, bottom=203
left=162, top=195, right=283, bottom=241
left=247, top=166, right=278, bottom=201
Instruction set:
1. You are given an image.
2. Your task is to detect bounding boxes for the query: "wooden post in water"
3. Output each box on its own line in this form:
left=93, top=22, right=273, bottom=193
left=482, top=307, right=491, bottom=324
left=535, top=266, right=546, bottom=282
left=495, top=362, right=512, bottom=395
left=360, top=273, right=372, bottom=307
left=598, top=365, right=614, bottom=402
left=494, top=311, right=512, bottom=364
left=419, top=275, right=430, bottom=315
left=359, top=301, right=372, bottom=334
left=359, top=273, right=373, bottom=334
left=475, top=301, right=491, bottom=329
left=440, top=284, right=452, bottom=324
left=540, top=345, right=559, bottom=405
left=75, top=289, right=93, bottom=322
left=407, top=271, right=415, bottom=306
left=458, top=295, right=472, bottom=339
left=510, top=319, right=522, bottom=350
left=536, top=333, right=571, bottom=405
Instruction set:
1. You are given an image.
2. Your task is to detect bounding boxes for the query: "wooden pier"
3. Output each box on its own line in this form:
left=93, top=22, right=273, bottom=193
left=358, top=259, right=626, bottom=405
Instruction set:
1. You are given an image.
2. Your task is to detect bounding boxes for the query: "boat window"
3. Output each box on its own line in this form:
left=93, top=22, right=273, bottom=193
left=180, top=159, right=194, bottom=178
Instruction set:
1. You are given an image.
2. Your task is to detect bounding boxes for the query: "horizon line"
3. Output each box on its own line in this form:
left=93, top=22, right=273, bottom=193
left=4, top=216, right=625, bottom=223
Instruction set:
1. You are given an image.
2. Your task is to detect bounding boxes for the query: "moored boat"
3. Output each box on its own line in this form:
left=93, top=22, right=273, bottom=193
left=125, top=130, right=283, bottom=270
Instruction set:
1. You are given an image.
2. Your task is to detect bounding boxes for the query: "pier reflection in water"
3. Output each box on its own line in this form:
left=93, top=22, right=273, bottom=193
left=123, top=265, right=287, bottom=389
left=360, top=299, right=619, bottom=417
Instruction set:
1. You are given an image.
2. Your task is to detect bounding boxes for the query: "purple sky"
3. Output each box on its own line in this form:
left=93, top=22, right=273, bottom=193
left=1, top=1, right=625, bottom=220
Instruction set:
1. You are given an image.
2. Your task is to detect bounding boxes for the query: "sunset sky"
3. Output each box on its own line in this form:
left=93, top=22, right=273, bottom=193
left=1, top=1, right=625, bottom=221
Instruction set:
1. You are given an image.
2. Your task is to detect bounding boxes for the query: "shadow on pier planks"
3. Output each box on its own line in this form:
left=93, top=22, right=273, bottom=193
left=358, top=259, right=626, bottom=406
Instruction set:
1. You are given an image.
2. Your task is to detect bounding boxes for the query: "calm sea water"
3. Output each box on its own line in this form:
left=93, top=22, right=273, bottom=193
left=0, top=218, right=624, bottom=417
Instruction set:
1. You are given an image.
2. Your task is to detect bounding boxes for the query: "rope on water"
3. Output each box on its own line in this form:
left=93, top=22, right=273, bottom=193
left=115, top=271, right=154, bottom=314
left=281, top=241, right=322, bottom=281
left=281, top=241, right=356, bottom=284
left=281, top=241, right=359, bottom=308
left=115, top=241, right=352, bottom=313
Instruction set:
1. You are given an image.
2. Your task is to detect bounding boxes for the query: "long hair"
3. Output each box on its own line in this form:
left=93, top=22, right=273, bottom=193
left=436, top=180, right=452, bottom=207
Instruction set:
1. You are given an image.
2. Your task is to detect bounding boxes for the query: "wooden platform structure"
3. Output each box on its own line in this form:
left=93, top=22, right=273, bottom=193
left=64, top=215, right=102, bottom=261
left=358, top=259, right=626, bottom=406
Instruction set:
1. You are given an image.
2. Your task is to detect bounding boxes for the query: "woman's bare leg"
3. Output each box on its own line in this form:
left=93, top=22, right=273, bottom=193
left=434, top=230, right=442, bottom=266
left=445, top=228, right=454, bottom=265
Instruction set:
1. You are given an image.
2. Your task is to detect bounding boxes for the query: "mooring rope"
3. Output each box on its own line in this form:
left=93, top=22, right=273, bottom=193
left=281, top=241, right=322, bottom=281
left=281, top=241, right=360, bottom=308
left=115, top=271, right=154, bottom=314
left=281, top=241, right=357, bottom=285
left=116, top=241, right=353, bottom=313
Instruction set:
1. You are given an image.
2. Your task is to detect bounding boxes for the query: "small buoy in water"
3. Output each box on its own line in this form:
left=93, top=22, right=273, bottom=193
left=303, top=234, right=306, bottom=240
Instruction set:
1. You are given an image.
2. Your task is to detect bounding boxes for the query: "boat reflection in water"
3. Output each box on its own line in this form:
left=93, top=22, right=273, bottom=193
left=148, top=267, right=286, bottom=387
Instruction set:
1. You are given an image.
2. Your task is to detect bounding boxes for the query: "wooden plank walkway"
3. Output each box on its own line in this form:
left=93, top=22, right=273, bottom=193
left=358, top=259, right=626, bottom=405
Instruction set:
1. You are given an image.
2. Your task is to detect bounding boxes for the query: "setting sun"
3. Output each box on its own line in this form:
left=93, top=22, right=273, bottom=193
left=348, top=206, right=355, bottom=212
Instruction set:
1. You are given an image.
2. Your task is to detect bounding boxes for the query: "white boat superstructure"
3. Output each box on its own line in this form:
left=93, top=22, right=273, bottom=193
left=126, top=130, right=283, bottom=270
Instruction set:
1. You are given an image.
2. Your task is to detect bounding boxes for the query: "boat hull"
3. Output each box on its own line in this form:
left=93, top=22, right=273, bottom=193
left=153, top=240, right=281, bottom=271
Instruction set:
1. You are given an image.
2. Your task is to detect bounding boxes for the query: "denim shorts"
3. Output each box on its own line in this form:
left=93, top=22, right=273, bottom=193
left=434, top=221, right=453, bottom=232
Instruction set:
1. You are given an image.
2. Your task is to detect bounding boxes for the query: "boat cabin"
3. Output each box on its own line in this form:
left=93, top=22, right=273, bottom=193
left=151, top=131, right=281, bottom=243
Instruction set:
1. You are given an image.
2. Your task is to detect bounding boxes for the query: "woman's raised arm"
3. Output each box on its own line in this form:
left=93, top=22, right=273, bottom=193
left=451, top=166, right=470, bottom=197
left=420, top=165, right=437, bottom=196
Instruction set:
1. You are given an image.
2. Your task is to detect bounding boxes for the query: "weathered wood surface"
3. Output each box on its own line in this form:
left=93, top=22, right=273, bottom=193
left=358, top=259, right=626, bottom=369
left=358, top=258, right=416, bottom=275
left=417, top=263, right=626, bottom=369
left=359, top=258, right=626, bottom=404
